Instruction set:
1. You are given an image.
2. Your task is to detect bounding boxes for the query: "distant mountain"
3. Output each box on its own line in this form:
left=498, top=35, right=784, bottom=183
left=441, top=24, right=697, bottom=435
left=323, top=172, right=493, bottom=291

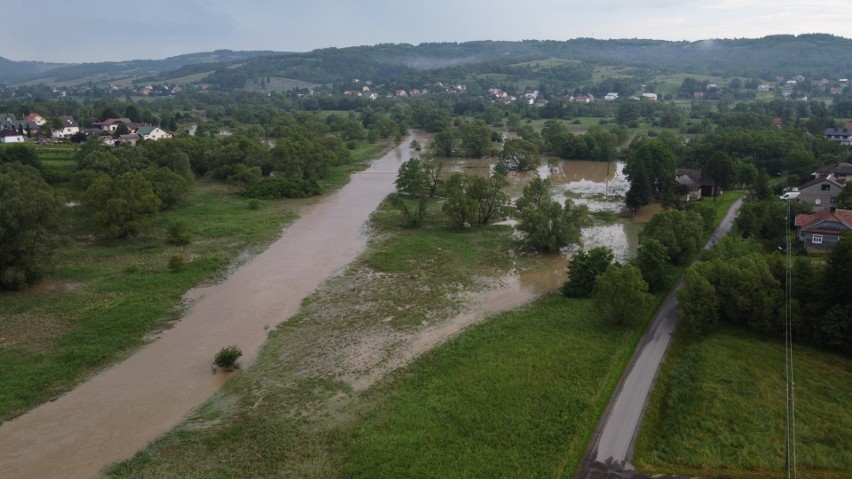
left=196, top=34, right=852, bottom=89
left=1, top=50, right=288, bottom=85
left=0, top=57, right=68, bottom=84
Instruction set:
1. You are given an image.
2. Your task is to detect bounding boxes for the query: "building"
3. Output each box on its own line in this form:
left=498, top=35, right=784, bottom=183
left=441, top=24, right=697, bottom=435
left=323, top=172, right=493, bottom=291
left=812, top=162, right=852, bottom=185
left=795, top=208, right=852, bottom=252
left=51, top=116, right=79, bottom=139
left=135, top=126, right=173, bottom=141
left=0, top=129, right=25, bottom=143
left=797, top=177, right=844, bottom=209
left=824, top=123, right=852, bottom=147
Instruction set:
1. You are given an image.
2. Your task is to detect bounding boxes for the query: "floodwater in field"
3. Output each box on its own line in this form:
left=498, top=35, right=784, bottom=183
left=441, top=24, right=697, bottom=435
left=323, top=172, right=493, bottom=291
left=453, top=157, right=655, bottom=265
left=0, top=138, right=423, bottom=478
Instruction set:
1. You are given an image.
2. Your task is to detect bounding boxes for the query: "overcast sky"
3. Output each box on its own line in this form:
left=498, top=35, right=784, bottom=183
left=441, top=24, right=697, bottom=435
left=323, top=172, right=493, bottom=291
left=4, top=0, right=850, bottom=63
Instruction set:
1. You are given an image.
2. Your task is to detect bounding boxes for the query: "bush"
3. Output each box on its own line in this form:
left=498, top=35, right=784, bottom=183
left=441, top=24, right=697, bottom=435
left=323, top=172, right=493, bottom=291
left=247, top=199, right=261, bottom=210
left=213, top=345, right=243, bottom=369
left=167, top=255, right=186, bottom=273
left=167, top=220, right=191, bottom=245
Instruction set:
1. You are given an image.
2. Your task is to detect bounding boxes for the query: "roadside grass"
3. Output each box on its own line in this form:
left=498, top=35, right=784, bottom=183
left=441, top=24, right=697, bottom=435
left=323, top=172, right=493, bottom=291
left=634, top=326, right=851, bottom=479
left=707, top=190, right=744, bottom=230
left=0, top=180, right=298, bottom=422
left=339, top=294, right=648, bottom=478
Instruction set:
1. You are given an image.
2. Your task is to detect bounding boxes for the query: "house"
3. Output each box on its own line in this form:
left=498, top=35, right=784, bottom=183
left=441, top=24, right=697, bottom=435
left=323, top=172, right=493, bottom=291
left=603, top=92, right=619, bottom=101
left=641, top=93, right=658, bottom=101
left=573, top=94, right=595, bottom=103
left=812, top=162, right=852, bottom=185
left=772, top=117, right=784, bottom=128
left=693, top=91, right=704, bottom=99
left=118, top=133, right=140, bottom=146
left=135, top=126, right=172, bottom=141
left=824, top=127, right=852, bottom=147
left=0, top=129, right=25, bottom=143
left=25, top=113, right=47, bottom=126
left=675, top=169, right=714, bottom=201
left=795, top=208, right=852, bottom=252
left=51, top=116, right=79, bottom=139
left=93, top=118, right=133, bottom=133
left=797, top=177, right=844, bottom=209
left=758, top=84, right=771, bottom=92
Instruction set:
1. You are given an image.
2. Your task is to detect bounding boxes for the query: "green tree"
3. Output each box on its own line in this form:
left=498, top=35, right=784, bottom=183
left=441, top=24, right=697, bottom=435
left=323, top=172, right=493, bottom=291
left=702, top=151, right=737, bottom=196
left=516, top=178, right=590, bottom=253
left=143, top=167, right=190, bottom=210
left=0, top=163, right=65, bottom=290
left=563, top=246, right=614, bottom=298
left=459, top=120, right=492, bottom=158
left=634, top=238, right=670, bottom=292
left=594, top=263, right=652, bottom=325
left=677, top=267, right=720, bottom=336
left=836, top=182, right=852, bottom=209
left=431, top=129, right=457, bottom=157
left=500, top=138, right=540, bottom=172
left=641, top=209, right=704, bottom=265
left=395, top=158, right=428, bottom=196
left=422, top=156, right=445, bottom=198
left=83, top=171, right=161, bottom=238
left=466, top=175, right=510, bottom=225
left=441, top=173, right=478, bottom=229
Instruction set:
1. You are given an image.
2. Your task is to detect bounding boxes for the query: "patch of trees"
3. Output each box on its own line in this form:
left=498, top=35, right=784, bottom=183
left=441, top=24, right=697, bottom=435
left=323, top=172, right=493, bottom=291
left=678, top=235, right=852, bottom=354
left=0, top=163, right=65, bottom=290
left=624, top=137, right=678, bottom=211
left=515, top=178, right=590, bottom=253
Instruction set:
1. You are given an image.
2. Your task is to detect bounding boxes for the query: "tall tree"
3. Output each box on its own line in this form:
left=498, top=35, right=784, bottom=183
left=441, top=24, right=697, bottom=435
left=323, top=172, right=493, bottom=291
left=593, top=263, right=652, bottom=325
left=516, top=178, right=590, bottom=253
left=563, top=246, right=614, bottom=298
left=702, top=151, right=737, bottom=196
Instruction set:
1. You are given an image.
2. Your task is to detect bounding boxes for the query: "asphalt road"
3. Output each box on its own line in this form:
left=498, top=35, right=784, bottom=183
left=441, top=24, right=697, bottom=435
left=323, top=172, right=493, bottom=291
left=590, top=197, right=744, bottom=469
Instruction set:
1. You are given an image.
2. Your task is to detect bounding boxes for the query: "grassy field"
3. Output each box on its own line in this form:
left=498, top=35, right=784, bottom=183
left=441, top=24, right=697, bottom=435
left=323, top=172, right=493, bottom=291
left=634, top=326, right=851, bottom=479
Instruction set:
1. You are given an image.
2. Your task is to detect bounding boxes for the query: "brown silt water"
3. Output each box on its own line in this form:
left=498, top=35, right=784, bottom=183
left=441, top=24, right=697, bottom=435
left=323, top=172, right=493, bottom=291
left=0, top=139, right=419, bottom=478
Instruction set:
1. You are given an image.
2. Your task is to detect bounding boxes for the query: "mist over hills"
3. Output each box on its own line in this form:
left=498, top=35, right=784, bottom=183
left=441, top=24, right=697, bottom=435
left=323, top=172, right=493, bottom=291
left=2, top=34, right=850, bottom=88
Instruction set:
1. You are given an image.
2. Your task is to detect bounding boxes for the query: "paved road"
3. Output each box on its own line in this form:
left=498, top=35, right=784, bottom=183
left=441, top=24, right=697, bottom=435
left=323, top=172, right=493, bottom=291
left=588, top=197, right=744, bottom=471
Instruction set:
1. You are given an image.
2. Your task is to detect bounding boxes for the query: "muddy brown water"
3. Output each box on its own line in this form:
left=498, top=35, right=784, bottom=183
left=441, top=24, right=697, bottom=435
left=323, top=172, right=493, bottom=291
left=0, top=140, right=419, bottom=478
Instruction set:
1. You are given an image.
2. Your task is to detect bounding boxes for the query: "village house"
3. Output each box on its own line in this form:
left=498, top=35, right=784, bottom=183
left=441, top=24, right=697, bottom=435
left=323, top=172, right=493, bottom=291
left=603, top=92, right=619, bottom=101
left=824, top=123, right=852, bottom=147
left=0, top=129, right=25, bottom=143
left=797, top=177, right=844, bottom=209
left=812, top=162, right=852, bottom=185
left=675, top=169, right=714, bottom=201
left=135, top=126, right=173, bottom=141
left=795, top=208, right=852, bottom=252
left=641, top=93, right=657, bottom=101
left=25, top=113, right=47, bottom=126
left=51, top=116, right=79, bottom=139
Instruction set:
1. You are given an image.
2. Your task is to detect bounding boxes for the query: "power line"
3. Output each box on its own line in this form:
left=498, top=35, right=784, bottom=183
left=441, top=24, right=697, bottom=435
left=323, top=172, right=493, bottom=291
left=783, top=175, right=798, bottom=479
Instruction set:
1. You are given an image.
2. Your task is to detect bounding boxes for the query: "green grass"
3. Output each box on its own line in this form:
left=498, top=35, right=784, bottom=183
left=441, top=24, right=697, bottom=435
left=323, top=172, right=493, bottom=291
left=634, top=326, right=851, bottom=479
left=340, top=294, right=646, bottom=478
left=709, top=190, right=744, bottom=230
left=0, top=180, right=298, bottom=422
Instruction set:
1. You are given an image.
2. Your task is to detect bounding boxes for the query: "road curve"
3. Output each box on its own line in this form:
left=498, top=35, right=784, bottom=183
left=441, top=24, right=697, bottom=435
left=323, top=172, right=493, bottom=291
left=0, top=138, right=419, bottom=479
left=584, top=197, right=744, bottom=473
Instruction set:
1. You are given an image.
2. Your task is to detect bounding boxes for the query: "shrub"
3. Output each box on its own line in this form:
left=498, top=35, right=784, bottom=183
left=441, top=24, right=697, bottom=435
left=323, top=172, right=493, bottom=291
left=247, top=199, right=261, bottom=210
left=167, top=255, right=186, bottom=273
left=244, top=177, right=321, bottom=199
left=167, top=220, right=191, bottom=245
left=214, top=345, right=243, bottom=369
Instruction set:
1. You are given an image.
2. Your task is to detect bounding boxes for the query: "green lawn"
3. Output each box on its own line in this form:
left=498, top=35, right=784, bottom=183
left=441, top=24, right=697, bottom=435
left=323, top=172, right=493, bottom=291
left=635, top=327, right=851, bottom=479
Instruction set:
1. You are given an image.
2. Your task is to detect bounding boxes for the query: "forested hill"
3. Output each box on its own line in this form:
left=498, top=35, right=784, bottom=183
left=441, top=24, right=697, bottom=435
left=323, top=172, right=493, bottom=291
left=4, top=34, right=850, bottom=88
left=0, top=50, right=283, bottom=85
left=193, top=34, right=852, bottom=89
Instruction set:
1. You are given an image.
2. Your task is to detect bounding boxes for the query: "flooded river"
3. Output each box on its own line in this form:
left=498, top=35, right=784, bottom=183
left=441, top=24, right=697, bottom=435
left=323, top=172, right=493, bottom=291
left=0, top=140, right=419, bottom=478
left=0, top=148, right=657, bottom=478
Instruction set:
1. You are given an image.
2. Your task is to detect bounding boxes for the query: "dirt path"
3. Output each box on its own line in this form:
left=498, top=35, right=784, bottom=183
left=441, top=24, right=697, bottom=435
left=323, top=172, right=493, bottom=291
left=0, top=139, right=420, bottom=479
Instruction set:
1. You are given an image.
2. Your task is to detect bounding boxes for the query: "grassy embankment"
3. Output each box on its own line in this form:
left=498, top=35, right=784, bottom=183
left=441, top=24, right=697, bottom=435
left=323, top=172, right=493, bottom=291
left=107, top=188, right=741, bottom=478
left=0, top=141, right=392, bottom=423
left=634, top=327, right=851, bottom=479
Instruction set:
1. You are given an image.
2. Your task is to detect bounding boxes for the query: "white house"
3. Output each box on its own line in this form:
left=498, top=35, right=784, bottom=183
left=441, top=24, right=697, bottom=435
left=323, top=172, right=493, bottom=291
left=641, top=93, right=658, bottom=101
left=51, top=116, right=79, bottom=139
left=0, top=129, right=25, bottom=143
left=135, top=126, right=173, bottom=141
left=603, top=92, right=619, bottom=101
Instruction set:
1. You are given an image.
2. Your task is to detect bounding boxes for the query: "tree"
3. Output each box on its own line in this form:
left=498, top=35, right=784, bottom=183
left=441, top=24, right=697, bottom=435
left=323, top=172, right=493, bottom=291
left=83, top=171, right=162, bottom=238
left=143, top=167, right=190, bottom=210
left=625, top=137, right=677, bottom=209
left=702, top=151, right=737, bottom=196
left=836, top=182, right=852, bottom=209
left=395, top=158, right=428, bottom=195
left=634, top=238, right=670, bottom=292
left=593, top=263, right=652, bottom=325
left=500, top=138, right=540, bottom=172
left=459, top=120, right=492, bottom=158
left=0, top=163, right=65, bottom=290
left=442, top=173, right=478, bottom=229
left=563, top=246, right=614, bottom=298
left=431, top=129, right=457, bottom=157
left=422, top=156, right=445, bottom=198
left=466, top=174, right=510, bottom=225
left=677, top=267, right=720, bottom=336
left=641, top=209, right=704, bottom=265
left=516, top=178, right=590, bottom=253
